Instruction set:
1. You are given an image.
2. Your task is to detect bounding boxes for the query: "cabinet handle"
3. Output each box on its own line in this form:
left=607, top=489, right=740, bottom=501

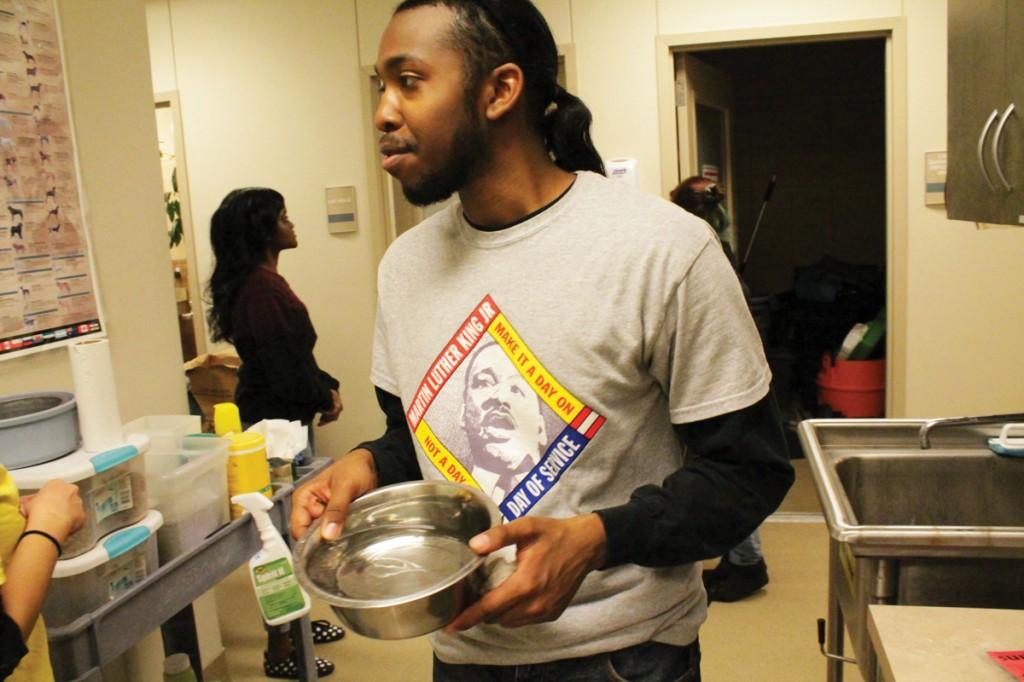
left=992, top=103, right=1016, bottom=192
left=977, top=109, right=1000, bottom=192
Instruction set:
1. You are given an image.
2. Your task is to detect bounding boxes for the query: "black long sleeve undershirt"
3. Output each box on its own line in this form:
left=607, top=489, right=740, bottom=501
left=355, top=386, right=422, bottom=485
left=596, top=392, right=794, bottom=568
left=357, top=386, right=793, bottom=568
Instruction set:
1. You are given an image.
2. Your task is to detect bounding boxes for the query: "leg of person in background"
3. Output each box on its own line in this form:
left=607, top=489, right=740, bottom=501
left=702, top=528, right=769, bottom=603
left=264, top=622, right=340, bottom=679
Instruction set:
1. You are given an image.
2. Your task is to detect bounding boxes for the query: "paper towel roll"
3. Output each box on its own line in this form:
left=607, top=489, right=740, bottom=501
left=68, top=338, right=123, bottom=452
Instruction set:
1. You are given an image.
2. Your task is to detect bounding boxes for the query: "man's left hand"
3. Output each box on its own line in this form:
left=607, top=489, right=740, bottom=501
left=444, top=513, right=607, bottom=632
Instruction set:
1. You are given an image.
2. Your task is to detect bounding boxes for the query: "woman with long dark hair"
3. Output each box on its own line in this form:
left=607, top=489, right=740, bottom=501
left=207, top=187, right=342, bottom=679
left=207, top=187, right=342, bottom=429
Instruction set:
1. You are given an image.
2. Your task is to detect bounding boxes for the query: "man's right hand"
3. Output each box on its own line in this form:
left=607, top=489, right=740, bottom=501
left=290, top=448, right=378, bottom=540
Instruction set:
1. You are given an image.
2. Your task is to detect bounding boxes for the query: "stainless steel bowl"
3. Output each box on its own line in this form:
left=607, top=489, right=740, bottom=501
left=292, top=480, right=502, bottom=639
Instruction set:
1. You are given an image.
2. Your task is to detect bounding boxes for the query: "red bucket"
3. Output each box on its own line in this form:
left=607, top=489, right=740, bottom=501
left=817, top=355, right=885, bottom=418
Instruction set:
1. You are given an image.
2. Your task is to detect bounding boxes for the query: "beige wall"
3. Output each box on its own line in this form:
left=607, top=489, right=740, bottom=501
left=900, top=0, right=1024, bottom=417
left=140, top=0, right=1023, bottom=440
left=572, top=0, right=663, bottom=192
left=0, top=0, right=185, bottom=421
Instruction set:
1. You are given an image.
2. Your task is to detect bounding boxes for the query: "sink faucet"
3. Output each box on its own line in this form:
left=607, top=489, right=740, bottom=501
left=918, top=412, right=1024, bottom=449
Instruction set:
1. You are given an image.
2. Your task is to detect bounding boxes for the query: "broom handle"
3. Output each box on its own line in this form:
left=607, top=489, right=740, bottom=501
left=741, top=176, right=776, bottom=271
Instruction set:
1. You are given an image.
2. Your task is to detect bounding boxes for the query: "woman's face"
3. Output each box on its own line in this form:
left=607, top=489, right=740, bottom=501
left=269, top=205, right=298, bottom=251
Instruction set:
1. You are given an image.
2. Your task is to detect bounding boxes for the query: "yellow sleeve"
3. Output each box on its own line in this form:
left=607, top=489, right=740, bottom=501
left=0, top=465, right=27, bottom=587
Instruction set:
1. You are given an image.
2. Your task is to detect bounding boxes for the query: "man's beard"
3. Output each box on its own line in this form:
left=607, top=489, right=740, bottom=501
left=401, top=107, right=488, bottom=207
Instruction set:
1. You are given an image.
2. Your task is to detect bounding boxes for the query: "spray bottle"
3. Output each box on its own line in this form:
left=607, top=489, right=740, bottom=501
left=232, top=492, right=311, bottom=625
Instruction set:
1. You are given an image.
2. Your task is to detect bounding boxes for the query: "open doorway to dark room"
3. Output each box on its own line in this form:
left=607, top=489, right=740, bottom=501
left=694, top=39, right=888, bottom=440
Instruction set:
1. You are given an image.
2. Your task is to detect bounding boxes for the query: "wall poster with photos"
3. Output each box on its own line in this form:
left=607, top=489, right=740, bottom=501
left=0, top=0, right=103, bottom=359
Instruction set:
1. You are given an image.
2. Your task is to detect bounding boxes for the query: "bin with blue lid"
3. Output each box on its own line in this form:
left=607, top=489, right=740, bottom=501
left=10, top=435, right=150, bottom=558
left=43, top=509, right=163, bottom=628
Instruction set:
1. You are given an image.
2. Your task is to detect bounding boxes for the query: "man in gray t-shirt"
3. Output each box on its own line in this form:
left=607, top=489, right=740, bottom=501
left=291, top=1, right=794, bottom=679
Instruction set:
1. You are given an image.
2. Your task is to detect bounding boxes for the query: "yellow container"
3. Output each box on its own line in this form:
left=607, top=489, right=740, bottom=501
left=227, top=432, right=272, bottom=519
left=214, top=402, right=242, bottom=436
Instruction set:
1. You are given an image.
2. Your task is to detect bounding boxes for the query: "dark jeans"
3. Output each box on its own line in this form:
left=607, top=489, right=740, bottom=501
left=433, top=640, right=700, bottom=682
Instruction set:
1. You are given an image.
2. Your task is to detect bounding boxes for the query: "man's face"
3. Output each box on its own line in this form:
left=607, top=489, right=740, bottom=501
left=462, top=344, right=546, bottom=471
left=374, top=5, right=487, bottom=206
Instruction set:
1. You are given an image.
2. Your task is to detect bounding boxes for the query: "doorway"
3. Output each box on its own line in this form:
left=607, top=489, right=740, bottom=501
left=675, top=36, right=890, bottom=436
left=155, top=91, right=205, bottom=362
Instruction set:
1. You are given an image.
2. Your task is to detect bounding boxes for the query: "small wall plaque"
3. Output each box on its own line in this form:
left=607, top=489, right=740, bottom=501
left=326, top=186, right=357, bottom=234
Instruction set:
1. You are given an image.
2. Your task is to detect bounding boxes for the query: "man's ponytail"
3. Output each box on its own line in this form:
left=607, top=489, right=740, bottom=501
left=543, top=85, right=605, bottom=175
left=394, top=1, right=606, bottom=176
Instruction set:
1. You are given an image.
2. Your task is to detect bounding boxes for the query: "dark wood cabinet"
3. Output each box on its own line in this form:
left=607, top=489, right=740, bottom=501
left=947, top=0, right=1023, bottom=225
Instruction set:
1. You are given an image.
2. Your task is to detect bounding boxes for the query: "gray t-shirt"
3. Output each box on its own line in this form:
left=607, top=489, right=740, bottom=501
left=370, top=171, right=770, bottom=665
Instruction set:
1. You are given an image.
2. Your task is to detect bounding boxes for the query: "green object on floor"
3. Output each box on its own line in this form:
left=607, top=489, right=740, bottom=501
left=847, top=307, right=886, bottom=360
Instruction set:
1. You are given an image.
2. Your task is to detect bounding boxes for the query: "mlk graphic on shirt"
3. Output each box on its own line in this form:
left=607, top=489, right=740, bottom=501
left=405, top=295, right=606, bottom=520
left=461, top=340, right=548, bottom=499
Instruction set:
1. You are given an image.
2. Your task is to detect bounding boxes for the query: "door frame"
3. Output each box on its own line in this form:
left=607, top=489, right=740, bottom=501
left=154, top=90, right=207, bottom=357
left=677, top=54, right=738, bottom=259
left=656, top=18, right=908, bottom=417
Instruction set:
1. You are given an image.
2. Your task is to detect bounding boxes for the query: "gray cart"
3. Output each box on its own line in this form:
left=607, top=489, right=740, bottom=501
left=47, top=458, right=331, bottom=682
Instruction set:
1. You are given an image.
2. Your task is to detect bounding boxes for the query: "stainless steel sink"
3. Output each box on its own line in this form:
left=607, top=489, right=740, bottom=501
left=799, top=418, right=1024, bottom=681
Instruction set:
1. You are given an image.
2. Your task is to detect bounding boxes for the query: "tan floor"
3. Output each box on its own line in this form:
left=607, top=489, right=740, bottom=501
left=216, top=459, right=864, bottom=681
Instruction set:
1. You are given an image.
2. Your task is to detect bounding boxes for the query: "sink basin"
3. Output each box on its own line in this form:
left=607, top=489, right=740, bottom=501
left=800, top=418, right=1024, bottom=557
left=837, top=452, right=1024, bottom=528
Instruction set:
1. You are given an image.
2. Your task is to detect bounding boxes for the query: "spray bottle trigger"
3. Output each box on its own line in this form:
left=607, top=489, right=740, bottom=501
left=232, top=492, right=273, bottom=513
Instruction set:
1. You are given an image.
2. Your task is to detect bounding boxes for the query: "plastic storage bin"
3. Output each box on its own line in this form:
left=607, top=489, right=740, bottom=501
left=123, top=415, right=202, bottom=457
left=148, top=434, right=229, bottom=562
left=43, top=509, right=163, bottom=628
left=10, top=435, right=150, bottom=559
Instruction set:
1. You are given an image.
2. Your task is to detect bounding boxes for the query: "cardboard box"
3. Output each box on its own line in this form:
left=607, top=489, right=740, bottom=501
left=184, top=353, right=240, bottom=432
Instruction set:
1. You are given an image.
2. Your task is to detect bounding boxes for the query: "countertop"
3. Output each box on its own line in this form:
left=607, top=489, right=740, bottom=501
left=868, top=604, right=1024, bottom=681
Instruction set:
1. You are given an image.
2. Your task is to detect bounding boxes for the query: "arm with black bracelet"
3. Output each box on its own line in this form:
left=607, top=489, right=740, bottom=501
left=1, top=477, right=84, bottom=677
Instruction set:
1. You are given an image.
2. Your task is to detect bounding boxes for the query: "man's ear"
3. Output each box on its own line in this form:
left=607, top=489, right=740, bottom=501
left=481, top=62, right=525, bottom=122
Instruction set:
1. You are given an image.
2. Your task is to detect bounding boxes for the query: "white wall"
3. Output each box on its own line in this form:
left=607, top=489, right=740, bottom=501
left=146, top=0, right=383, bottom=455
left=143, top=0, right=1022, bottom=436
left=0, top=0, right=185, bottom=421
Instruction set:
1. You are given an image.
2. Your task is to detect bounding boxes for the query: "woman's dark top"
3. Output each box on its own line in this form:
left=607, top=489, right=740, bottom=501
left=231, top=266, right=338, bottom=425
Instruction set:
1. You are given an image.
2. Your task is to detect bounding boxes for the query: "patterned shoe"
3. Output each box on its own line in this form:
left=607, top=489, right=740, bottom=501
left=311, top=619, right=345, bottom=644
left=263, top=651, right=335, bottom=679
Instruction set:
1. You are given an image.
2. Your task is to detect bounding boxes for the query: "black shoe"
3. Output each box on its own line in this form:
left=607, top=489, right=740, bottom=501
left=702, top=557, right=732, bottom=589
left=705, top=558, right=768, bottom=603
